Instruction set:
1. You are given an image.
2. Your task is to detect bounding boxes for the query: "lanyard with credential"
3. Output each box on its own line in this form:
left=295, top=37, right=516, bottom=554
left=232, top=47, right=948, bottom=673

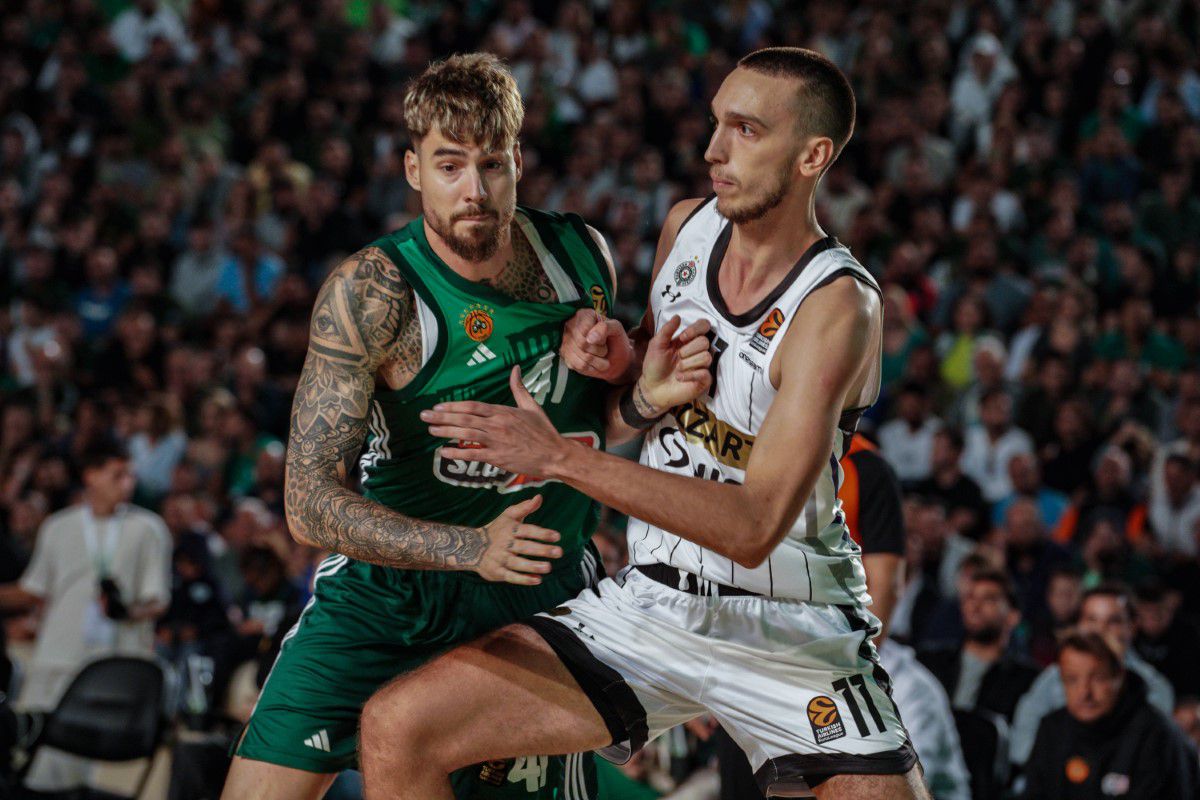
left=82, top=506, right=122, bottom=580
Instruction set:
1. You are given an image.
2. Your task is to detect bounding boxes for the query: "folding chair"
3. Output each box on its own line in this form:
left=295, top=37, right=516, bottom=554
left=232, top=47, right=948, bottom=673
left=15, top=657, right=168, bottom=800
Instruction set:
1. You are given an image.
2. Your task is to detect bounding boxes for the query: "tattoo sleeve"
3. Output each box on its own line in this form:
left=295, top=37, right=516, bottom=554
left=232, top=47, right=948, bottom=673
left=284, top=247, right=489, bottom=569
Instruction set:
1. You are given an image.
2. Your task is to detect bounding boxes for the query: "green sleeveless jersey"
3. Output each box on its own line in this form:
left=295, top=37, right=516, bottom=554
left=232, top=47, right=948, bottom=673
left=361, top=207, right=614, bottom=569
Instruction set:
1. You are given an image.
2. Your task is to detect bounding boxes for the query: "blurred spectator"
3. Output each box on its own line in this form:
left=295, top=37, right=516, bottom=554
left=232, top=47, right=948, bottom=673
left=109, top=0, right=195, bottom=64
left=1133, top=582, right=1200, bottom=698
left=991, top=453, right=1069, bottom=531
left=878, top=382, right=943, bottom=487
left=1020, top=631, right=1199, bottom=799
left=914, top=428, right=989, bottom=541
left=998, top=496, right=1072, bottom=624
left=1148, top=453, right=1200, bottom=557
left=214, top=226, right=284, bottom=316
left=0, top=441, right=169, bottom=792
left=960, top=388, right=1034, bottom=503
left=1010, top=583, right=1174, bottom=768
left=1028, top=566, right=1085, bottom=668
left=918, top=568, right=1039, bottom=722
left=128, top=394, right=187, bottom=504
left=170, top=216, right=229, bottom=319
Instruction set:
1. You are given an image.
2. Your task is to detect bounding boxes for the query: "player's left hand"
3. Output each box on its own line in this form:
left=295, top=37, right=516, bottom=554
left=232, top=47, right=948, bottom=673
left=422, top=367, right=572, bottom=477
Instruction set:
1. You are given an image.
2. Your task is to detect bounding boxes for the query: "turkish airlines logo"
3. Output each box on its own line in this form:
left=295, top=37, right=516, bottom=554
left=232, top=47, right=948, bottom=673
left=433, top=432, right=600, bottom=493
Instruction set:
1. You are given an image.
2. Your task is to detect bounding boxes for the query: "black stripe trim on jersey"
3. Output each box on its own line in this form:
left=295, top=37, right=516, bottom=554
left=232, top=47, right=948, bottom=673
left=705, top=229, right=841, bottom=328
left=752, top=743, right=920, bottom=793
left=524, top=616, right=649, bottom=758
left=808, top=265, right=882, bottom=298
left=677, top=194, right=716, bottom=234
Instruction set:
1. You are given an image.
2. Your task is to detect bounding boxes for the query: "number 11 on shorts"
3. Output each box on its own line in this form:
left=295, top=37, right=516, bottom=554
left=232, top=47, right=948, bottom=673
left=832, top=675, right=887, bottom=736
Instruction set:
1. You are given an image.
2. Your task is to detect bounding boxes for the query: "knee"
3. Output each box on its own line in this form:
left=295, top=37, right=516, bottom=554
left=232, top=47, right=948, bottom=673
left=359, top=677, right=429, bottom=761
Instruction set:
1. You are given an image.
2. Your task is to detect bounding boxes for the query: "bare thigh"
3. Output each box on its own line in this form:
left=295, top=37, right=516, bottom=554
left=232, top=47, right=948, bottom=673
left=220, top=755, right=337, bottom=800
left=808, top=766, right=930, bottom=800
left=360, top=622, right=612, bottom=773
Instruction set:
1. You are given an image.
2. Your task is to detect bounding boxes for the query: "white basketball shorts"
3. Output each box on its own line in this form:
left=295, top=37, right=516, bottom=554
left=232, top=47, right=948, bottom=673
left=524, top=565, right=918, bottom=794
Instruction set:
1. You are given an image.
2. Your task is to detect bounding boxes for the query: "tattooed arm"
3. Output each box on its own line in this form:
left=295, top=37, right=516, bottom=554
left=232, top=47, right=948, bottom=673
left=284, top=247, right=563, bottom=583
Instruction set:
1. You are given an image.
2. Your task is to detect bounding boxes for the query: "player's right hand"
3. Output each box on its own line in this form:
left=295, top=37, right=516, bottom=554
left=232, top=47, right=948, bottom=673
left=475, top=495, right=564, bottom=585
left=559, top=308, right=634, bottom=384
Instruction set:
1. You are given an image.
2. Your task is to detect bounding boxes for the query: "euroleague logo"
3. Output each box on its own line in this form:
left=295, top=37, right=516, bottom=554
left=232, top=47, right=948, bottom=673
left=460, top=303, right=495, bottom=342
left=433, top=432, right=600, bottom=492
left=589, top=284, right=609, bottom=316
left=807, top=695, right=846, bottom=744
left=749, top=307, right=786, bottom=354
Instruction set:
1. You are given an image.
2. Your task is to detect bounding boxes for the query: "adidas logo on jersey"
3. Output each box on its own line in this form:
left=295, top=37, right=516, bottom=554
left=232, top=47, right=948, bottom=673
left=303, top=729, right=332, bottom=752
left=467, top=343, right=497, bottom=366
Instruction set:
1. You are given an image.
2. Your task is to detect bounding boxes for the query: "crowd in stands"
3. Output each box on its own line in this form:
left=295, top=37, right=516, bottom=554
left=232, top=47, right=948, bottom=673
left=2, top=0, right=1200, bottom=797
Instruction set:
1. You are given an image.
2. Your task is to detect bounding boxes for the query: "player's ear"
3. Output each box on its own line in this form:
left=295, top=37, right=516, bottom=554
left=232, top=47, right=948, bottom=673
left=797, top=136, right=834, bottom=179
left=404, top=147, right=421, bottom=192
left=512, top=141, right=523, bottom=182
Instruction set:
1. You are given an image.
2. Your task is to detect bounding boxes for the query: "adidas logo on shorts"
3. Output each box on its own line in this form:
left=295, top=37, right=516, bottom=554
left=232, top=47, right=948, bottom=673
left=303, top=729, right=332, bottom=752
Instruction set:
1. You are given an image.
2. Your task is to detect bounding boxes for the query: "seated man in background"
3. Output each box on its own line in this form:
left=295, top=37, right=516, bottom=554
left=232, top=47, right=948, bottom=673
left=918, top=567, right=1039, bottom=722
left=1010, top=583, right=1174, bottom=769
left=1020, top=631, right=1198, bottom=799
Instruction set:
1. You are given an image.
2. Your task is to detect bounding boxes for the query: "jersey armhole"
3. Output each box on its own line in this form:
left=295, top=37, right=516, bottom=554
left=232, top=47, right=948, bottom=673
left=371, top=237, right=449, bottom=401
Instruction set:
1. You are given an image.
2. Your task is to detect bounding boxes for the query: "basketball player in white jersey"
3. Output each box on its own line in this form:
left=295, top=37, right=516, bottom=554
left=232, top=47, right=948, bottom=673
left=359, top=48, right=928, bottom=799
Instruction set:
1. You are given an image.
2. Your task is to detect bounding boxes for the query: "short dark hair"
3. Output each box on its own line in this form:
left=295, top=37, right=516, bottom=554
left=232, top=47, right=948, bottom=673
left=1059, top=630, right=1123, bottom=676
left=737, top=47, right=856, bottom=162
left=79, top=439, right=129, bottom=475
left=935, top=426, right=964, bottom=452
left=971, top=567, right=1019, bottom=608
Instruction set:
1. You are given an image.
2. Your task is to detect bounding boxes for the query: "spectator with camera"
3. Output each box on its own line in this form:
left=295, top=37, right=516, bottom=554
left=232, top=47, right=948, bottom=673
left=0, top=440, right=170, bottom=792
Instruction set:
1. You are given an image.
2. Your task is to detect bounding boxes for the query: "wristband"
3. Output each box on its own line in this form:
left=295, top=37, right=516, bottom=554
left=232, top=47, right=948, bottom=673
left=618, top=381, right=666, bottom=430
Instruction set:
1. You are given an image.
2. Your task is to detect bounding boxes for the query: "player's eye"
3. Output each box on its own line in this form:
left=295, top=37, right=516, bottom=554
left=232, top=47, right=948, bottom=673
left=739, top=123, right=754, bottom=136
left=708, top=113, right=717, bottom=128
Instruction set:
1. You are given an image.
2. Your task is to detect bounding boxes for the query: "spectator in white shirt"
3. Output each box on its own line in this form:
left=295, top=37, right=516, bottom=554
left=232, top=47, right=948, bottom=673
left=1148, top=454, right=1200, bottom=557
left=961, top=388, right=1034, bottom=503
left=878, top=382, right=944, bottom=486
left=108, top=0, right=195, bottom=64
left=0, top=441, right=170, bottom=792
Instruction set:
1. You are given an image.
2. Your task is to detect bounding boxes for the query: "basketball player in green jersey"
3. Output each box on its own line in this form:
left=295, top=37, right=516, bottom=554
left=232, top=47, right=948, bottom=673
left=221, top=53, right=709, bottom=800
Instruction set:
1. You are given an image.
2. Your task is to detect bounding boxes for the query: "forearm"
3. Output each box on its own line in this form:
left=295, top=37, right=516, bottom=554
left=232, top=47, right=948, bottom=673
left=862, top=553, right=904, bottom=643
left=286, top=470, right=486, bottom=570
left=603, top=379, right=663, bottom=446
left=0, top=584, right=41, bottom=613
left=546, top=444, right=772, bottom=567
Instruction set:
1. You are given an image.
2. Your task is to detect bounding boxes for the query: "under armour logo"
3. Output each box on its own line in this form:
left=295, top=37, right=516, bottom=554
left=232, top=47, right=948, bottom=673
left=661, top=284, right=681, bottom=302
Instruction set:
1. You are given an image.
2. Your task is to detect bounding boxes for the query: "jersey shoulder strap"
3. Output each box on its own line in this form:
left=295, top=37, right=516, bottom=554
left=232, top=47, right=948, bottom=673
left=518, top=206, right=613, bottom=312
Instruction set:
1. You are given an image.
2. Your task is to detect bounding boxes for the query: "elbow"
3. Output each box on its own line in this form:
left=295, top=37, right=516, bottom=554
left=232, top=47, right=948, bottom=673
left=730, top=521, right=787, bottom=570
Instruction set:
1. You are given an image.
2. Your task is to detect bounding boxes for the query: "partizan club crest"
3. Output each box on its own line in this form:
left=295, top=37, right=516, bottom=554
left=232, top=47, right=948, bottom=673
left=673, top=257, right=699, bottom=287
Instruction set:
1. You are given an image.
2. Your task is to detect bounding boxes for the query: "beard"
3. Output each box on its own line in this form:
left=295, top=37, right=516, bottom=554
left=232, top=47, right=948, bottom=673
left=965, top=624, right=1005, bottom=646
left=426, top=203, right=512, bottom=262
left=716, top=163, right=792, bottom=224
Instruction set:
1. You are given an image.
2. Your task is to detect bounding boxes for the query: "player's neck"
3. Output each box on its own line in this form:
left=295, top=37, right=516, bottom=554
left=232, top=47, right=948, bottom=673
left=726, top=191, right=825, bottom=290
left=424, top=219, right=516, bottom=283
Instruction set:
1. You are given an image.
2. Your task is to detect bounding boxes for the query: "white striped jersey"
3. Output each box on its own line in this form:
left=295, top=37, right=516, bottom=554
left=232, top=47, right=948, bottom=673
left=628, top=197, right=881, bottom=605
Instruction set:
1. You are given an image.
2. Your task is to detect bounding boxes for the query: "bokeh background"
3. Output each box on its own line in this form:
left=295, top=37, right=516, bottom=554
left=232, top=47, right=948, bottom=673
left=2, top=0, right=1200, bottom=798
